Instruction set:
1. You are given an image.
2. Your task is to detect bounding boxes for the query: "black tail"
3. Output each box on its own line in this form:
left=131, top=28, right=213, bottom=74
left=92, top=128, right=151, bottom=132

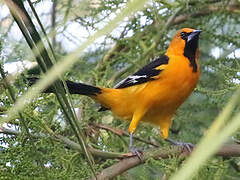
left=27, top=77, right=102, bottom=96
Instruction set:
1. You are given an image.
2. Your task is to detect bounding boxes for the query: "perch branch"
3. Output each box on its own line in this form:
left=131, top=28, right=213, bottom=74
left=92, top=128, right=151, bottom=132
left=89, top=144, right=240, bottom=180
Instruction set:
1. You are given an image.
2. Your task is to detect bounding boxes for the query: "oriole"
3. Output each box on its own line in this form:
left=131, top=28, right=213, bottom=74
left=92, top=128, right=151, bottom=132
left=28, top=28, right=201, bottom=149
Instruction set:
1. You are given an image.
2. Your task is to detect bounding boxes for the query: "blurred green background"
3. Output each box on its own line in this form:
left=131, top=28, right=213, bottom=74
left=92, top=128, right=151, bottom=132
left=0, top=0, right=240, bottom=179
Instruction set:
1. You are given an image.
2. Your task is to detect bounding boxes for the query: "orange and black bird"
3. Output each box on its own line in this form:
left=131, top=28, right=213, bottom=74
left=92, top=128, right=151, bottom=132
left=28, top=28, right=201, bottom=151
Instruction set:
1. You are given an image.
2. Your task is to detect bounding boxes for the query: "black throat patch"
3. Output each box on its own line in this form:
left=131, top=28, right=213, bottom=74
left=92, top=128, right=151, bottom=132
left=183, top=38, right=199, bottom=73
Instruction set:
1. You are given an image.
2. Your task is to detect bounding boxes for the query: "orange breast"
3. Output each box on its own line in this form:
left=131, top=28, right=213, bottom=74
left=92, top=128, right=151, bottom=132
left=140, top=55, right=200, bottom=124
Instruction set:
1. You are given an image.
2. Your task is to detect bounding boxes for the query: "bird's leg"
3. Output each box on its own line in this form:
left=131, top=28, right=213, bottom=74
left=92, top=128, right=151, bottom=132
left=129, top=132, right=141, bottom=153
left=129, top=132, right=142, bottom=160
left=128, top=109, right=145, bottom=159
left=129, top=132, right=133, bottom=149
left=165, top=138, right=194, bottom=152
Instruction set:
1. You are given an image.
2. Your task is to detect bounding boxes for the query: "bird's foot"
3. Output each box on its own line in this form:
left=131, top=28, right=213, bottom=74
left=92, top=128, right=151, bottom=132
left=176, top=142, right=194, bottom=152
left=166, top=139, right=194, bottom=152
left=129, top=146, right=143, bottom=160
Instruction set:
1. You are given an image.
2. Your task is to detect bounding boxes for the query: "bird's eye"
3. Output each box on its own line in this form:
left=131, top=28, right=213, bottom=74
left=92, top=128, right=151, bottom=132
left=180, top=32, right=188, bottom=40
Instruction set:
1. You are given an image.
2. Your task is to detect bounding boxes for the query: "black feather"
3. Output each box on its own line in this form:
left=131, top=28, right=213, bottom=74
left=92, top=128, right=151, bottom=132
left=115, top=55, right=169, bottom=89
left=181, top=30, right=201, bottom=73
left=27, top=77, right=101, bottom=96
left=65, top=80, right=101, bottom=95
left=184, top=39, right=199, bottom=72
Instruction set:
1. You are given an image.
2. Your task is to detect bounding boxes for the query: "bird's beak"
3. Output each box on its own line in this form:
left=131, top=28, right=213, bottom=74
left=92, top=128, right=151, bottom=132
left=187, top=30, right=202, bottom=42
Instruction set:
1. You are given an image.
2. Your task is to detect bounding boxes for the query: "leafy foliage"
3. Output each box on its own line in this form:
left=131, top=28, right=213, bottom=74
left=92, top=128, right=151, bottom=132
left=0, top=0, right=240, bottom=179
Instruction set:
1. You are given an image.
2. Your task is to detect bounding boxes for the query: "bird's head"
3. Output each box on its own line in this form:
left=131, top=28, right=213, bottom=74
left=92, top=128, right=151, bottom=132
left=166, top=28, right=201, bottom=57
left=166, top=28, right=201, bottom=72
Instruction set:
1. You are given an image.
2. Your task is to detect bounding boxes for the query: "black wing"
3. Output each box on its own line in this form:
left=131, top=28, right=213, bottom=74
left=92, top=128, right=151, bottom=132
left=115, top=55, right=169, bottom=89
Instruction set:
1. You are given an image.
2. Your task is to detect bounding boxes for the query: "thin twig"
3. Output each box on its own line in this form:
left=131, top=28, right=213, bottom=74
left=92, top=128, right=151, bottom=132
left=90, top=123, right=160, bottom=147
left=0, top=126, right=129, bottom=159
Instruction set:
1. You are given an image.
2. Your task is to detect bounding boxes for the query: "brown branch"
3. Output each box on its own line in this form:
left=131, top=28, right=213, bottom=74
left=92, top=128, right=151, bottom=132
left=217, top=144, right=240, bottom=157
left=89, top=144, right=240, bottom=180
left=89, top=147, right=178, bottom=180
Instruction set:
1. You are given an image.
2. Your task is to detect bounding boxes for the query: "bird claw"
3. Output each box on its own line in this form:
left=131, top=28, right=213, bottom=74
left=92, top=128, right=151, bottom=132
left=175, top=142, right=194, bottom=152
left=166, top=139, right=194, bottom=152
left=130, top=146, right=143, bottom=160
